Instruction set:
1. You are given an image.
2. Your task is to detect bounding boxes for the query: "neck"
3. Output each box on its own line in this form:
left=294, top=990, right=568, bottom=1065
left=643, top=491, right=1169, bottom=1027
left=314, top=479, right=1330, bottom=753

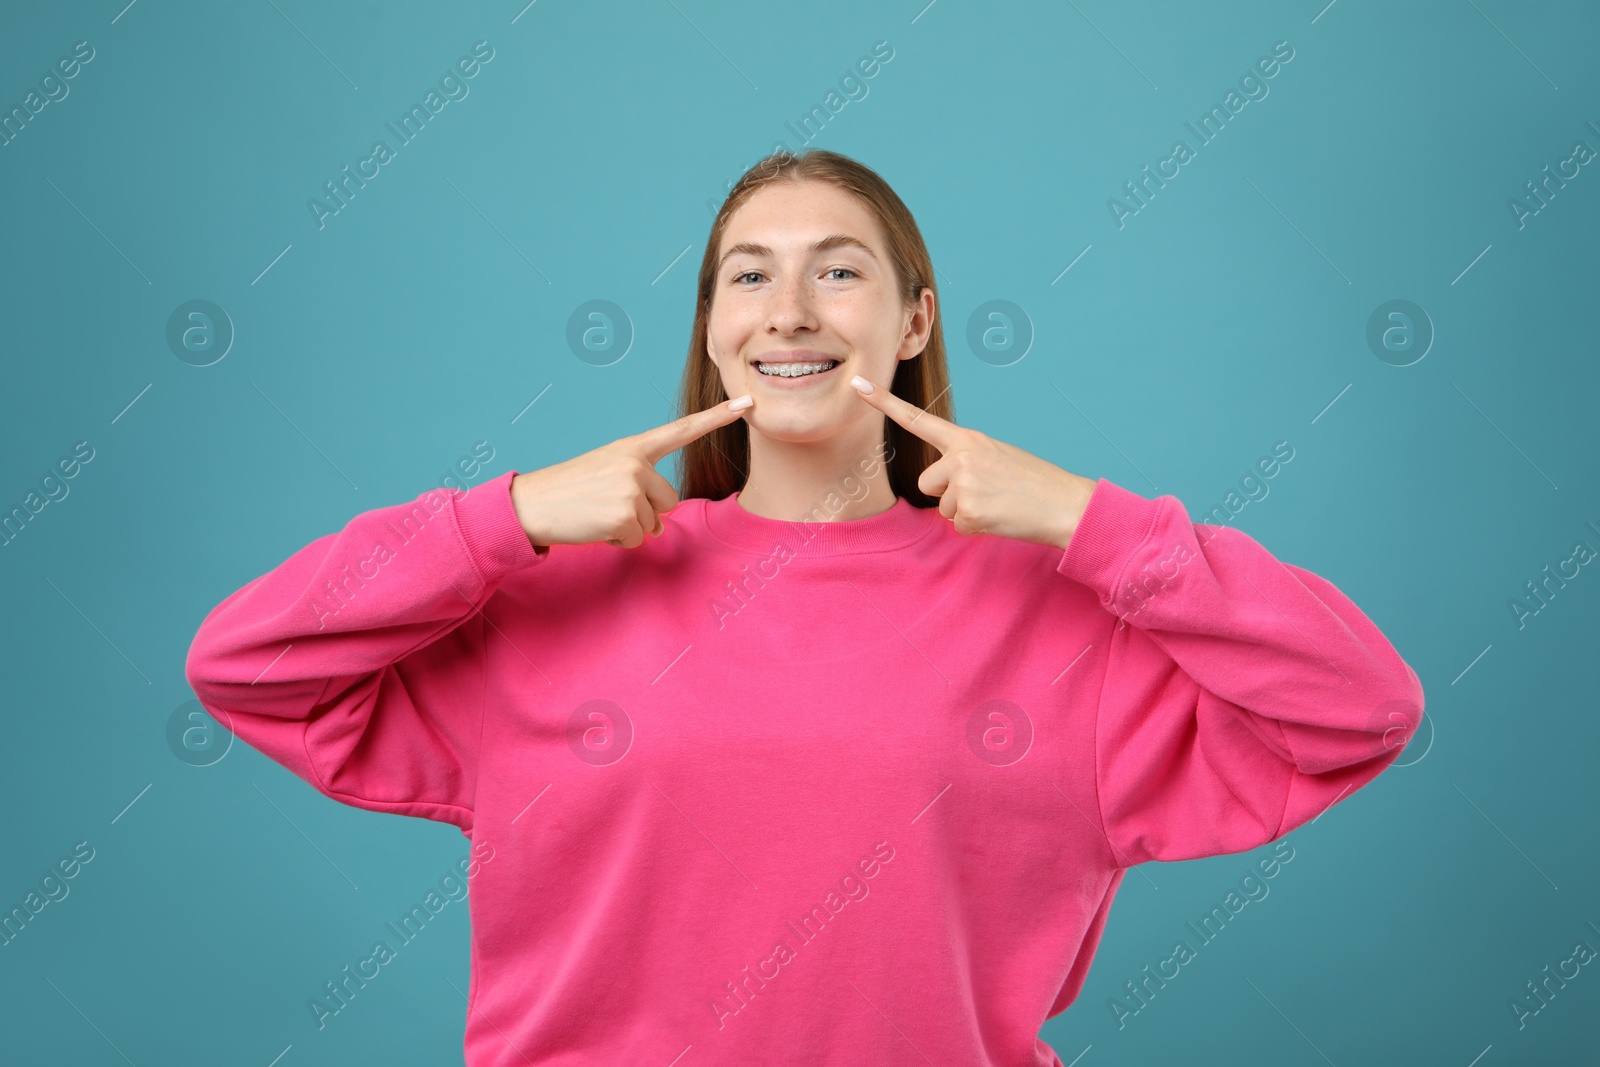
left=735, top=423, right=897, bottom=522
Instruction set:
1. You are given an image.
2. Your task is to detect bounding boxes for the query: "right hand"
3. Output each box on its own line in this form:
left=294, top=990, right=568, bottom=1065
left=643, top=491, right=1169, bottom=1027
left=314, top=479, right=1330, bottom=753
left=510, top=396, right=752, bottom=551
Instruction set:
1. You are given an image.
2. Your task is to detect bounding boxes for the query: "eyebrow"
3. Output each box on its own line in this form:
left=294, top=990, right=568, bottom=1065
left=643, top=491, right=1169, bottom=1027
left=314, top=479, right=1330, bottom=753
left=716, top=233, right=879, bottom=273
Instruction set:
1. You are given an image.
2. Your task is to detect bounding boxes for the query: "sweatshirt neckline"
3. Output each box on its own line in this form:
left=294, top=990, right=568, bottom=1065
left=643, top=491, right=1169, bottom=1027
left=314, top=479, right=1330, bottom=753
left=698, top=491, right=936, bottom=556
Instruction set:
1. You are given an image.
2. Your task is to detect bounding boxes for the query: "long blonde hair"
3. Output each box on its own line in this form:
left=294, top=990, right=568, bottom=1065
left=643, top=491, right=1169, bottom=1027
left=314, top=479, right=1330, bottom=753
left=673, top=148, right=954, bottom=508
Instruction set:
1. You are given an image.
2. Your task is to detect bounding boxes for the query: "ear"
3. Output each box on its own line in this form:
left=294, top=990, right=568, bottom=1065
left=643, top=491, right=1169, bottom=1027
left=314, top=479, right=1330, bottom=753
left=897, top=286, right=936, bottom=361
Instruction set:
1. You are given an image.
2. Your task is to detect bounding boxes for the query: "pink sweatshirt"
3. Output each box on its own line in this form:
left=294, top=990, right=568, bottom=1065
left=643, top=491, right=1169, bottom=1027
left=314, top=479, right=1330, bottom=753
left=184, top=469, right=1423, bottom=1066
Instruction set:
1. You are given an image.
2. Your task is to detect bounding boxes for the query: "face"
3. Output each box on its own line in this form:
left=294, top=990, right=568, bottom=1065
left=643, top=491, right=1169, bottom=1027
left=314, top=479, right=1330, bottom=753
left=705, top=179, right=934, bottom=444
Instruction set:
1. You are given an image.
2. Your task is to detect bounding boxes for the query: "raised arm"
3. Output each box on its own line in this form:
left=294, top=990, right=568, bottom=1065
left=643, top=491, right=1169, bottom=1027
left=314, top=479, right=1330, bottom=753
left=1057, top=479, right=1424, bottom=867
left=182, top=397, right=753, bottom=832
left=183, top=470, right=542, bottom=832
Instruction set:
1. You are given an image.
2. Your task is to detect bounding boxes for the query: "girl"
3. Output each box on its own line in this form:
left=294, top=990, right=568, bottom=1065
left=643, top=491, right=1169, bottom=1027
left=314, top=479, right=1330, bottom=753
left=186, top=149, right=1423, bottom=1066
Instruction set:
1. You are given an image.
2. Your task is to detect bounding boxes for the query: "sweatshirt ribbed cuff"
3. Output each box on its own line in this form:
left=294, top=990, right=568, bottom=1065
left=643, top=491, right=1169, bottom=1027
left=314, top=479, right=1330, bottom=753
left=451, top=469, right=545, bottom=581
left=1055, top=478, right=1165, bottom=599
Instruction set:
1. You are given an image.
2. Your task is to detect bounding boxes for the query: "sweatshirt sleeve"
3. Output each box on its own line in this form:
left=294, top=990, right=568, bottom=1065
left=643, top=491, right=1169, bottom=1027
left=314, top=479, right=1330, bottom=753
left=183, top=469, right=544, bottom=833
left=1056, top=478, right=1425, bottom=868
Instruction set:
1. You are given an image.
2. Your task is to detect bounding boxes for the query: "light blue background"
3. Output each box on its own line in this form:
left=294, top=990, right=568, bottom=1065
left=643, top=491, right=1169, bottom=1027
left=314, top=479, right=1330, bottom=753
left=2, top=0, right=1596, bottom=1063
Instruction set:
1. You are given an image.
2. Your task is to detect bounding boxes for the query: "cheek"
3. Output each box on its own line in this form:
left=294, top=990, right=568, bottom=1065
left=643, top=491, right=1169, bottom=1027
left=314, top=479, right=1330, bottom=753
left=716, top=333, right=747, bottom=369
left=859, top=320, right=905, bottom=368
left=844, top=299, right=905, bottom=353
left=710, top=315, right=754, bottom=362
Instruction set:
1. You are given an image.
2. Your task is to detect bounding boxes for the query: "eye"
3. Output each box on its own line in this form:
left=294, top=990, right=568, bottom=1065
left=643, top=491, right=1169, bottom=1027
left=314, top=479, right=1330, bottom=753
left=732, top=270, right=764, bottom=285
left=827, top=267, right=858, bottom=280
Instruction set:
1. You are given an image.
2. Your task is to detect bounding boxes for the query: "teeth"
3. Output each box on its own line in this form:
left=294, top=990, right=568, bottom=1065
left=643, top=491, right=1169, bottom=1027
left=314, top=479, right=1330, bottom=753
left=757, top=360, right=838, bottom=377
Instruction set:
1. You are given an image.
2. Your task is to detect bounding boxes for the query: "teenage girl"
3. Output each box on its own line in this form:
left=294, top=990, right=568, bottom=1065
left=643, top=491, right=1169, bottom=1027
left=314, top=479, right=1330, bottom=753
left=187, top=148, right=1423, bottom=1066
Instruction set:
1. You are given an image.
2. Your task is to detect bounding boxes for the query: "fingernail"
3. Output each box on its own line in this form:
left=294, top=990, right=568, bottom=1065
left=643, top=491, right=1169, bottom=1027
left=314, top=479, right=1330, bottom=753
left=850, top=375, right=874, bottom=394
left=729, top=395, right=753, bottom=411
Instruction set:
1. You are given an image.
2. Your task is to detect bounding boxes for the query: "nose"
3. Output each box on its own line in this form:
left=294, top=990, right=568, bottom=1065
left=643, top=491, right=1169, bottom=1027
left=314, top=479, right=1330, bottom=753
left=765, top=272, right=817, bottom=334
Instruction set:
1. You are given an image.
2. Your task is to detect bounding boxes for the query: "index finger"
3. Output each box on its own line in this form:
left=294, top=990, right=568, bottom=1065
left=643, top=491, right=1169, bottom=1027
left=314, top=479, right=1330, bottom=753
left=634, top=395, right=752, bottom=466
left=853, top=376, right=962, bottom=455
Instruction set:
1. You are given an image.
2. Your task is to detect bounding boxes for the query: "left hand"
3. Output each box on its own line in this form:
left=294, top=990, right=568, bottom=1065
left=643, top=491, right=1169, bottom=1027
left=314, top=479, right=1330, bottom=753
left=851, top=375, right=1099, bottom=552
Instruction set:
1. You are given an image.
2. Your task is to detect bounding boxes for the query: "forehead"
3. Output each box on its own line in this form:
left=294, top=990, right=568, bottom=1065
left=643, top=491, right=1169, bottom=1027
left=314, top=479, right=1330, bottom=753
left=717, top=179, right=887, bottom=258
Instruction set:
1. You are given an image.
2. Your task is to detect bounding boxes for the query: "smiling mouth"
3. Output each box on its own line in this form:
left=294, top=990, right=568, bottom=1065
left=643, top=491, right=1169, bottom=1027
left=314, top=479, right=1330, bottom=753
left=754, top=360, right=841, bottom=378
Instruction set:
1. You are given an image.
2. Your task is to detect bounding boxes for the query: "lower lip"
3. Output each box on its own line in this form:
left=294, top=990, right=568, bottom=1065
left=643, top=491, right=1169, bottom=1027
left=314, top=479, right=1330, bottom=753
left=751, top=362, right=842, bottom=388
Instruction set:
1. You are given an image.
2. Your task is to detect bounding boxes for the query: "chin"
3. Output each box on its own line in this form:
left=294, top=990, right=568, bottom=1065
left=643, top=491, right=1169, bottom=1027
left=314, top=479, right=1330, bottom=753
left=746, top=416, right=839, bottom=445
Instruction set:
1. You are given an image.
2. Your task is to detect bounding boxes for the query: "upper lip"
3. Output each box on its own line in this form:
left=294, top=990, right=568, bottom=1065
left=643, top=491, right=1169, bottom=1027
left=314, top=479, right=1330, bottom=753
left=750, top=350, right=842, bottom=365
